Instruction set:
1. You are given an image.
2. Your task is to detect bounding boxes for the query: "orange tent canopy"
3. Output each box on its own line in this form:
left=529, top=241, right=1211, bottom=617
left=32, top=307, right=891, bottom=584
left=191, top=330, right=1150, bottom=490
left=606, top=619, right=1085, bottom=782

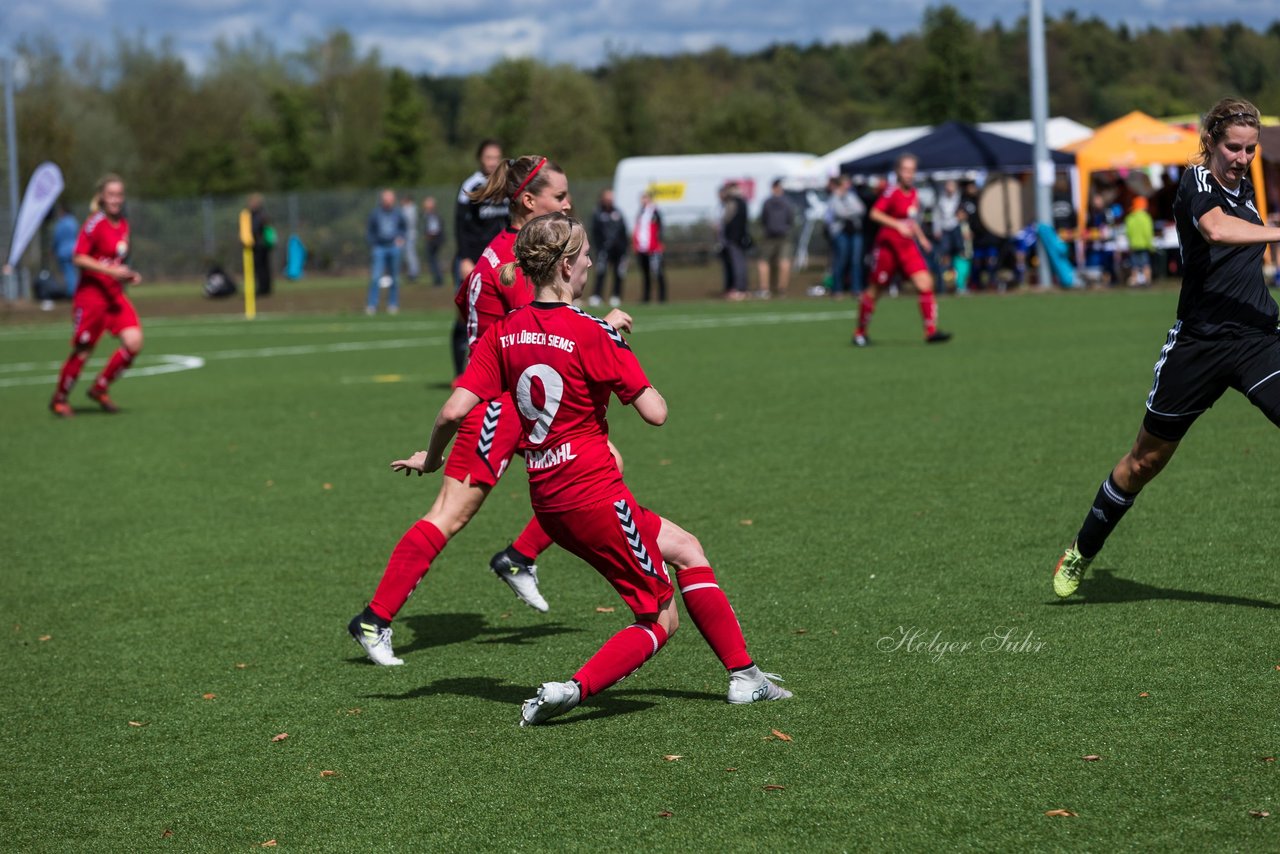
left=1068, top=110, right=1267, bottom=230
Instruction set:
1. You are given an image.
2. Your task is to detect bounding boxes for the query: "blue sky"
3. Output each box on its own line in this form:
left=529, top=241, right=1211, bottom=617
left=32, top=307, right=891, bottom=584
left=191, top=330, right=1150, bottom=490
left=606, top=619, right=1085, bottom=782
left=4, top=0, right=1278, bottom=76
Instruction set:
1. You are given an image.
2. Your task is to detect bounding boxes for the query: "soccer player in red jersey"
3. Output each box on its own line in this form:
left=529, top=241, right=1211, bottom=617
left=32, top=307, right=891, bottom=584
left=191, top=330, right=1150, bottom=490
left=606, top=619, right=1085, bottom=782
left=347, top=156, right=630, bottom=664
left=855, top=153, right=952, bottom=346
left=397, top=213, right=792, bottom=724
left=49, top=174, right=144, bottom=417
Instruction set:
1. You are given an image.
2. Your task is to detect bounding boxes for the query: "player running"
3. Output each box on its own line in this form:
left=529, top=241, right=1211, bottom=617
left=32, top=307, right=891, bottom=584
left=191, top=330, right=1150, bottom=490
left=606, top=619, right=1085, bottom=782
left=1053, top=98, right=1280, bottom=597
left=854, top=154, right=952, bottom=346
left=398, top=212, right=792, bottom=725
left=49, top=174, right=143, bottom=417
left=347, top=156, right=627, bottom=664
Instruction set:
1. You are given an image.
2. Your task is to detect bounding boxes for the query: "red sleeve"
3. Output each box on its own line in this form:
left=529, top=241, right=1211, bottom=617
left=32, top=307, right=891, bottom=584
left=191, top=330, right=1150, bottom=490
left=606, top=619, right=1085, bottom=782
left=581, top=319, right=650, bottom=404
left=455, top=324, right=505, bottom=401
left=74, top=222, right=94, bottom=256
left=872, top=189, right=892, bottom=214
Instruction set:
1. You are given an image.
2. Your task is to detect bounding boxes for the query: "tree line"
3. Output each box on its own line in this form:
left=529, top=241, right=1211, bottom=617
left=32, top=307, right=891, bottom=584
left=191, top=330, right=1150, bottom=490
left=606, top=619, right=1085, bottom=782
left=11, top=7, right=1280, bottom=203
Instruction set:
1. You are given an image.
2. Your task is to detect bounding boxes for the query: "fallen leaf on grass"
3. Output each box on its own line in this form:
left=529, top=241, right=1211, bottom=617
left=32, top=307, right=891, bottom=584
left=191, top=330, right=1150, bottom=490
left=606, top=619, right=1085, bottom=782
left=739, top=519, right=753, bottom=526
left=38, top=635, right=52, bottom=642
left=499, top=611, right=512, bottom=620
left=1139, top=692, right=1149, bottom=698
left=763, top=785, right=786, bottom=791
left=595, top=606, right=616, bottom=613
left=1249, top=810, right=1270, bottom=819
left=1262, top=757, right=1276, bottom=763
left=1081, top=755, right=1101, bottom=762
left=346, top=708, right=362, bottom=716
left=662, top=755, right=683, bottom=762
left=265, top=480, right=274, bottom=488
left=271, top=733, right=289, bottom=743
left=1044, top=809, right=1077, bottom=817
left=13, top=624, right=20, bottom=632
left=658, top=459, right=672, bottom=466
left=320, top=770, right=338, bottom=778
left=657, top=810, right=673, bottom=818
left=322, top=483, right=333, bottom=490
left=161, top=829, right=173, bottom=839
left=260, top=840, right=278, bottom=848
left=235, top=663, right=248, bottom=670
left=128, top=721, right=148, bottom=727
left=725, top=768, right=738, bottom=772
left=793, top=629, right=808, bottom=635
left=202, top=693, right=217, bottom=700
left=771, top=729, right=793, bottom=742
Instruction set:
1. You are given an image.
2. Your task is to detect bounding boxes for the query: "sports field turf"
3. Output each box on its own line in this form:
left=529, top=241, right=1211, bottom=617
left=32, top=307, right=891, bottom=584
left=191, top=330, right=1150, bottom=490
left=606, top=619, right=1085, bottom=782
left=1, top=288, right=1277, bottom=851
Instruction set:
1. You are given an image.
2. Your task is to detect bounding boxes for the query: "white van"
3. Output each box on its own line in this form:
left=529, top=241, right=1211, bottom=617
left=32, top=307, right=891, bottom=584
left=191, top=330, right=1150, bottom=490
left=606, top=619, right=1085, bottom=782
left=611, top=152, right=819, bottom=228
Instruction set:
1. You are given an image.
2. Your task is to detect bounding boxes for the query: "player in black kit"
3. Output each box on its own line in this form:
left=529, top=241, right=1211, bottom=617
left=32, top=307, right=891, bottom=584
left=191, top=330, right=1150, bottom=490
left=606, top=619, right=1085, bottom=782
left=1053, top=98, right=1280, bottom=597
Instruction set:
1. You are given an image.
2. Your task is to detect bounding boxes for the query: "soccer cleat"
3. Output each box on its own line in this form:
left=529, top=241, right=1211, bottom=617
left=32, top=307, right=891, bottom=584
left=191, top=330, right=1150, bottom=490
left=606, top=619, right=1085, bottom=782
left=347, top=614, right=404, bottom=666
left=520, top=680, right=581, bottom=726
left=490, top=549, right=549, bottom=613
left=727, top=665, right=793, bottom=704
left=1053, top=543, right=1093, bottom=598
left=853, top=333, right=870, bottom=348
left=87, top=387, right=120, bottom=413
left=925, top=330, right=953, bottom=344
left=49, top=399, right=74, bottom=418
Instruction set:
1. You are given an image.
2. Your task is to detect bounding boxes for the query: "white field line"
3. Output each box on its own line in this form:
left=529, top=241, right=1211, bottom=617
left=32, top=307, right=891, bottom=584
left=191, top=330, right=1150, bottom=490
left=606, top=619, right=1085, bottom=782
left=0, top=308, right=854, bottom=389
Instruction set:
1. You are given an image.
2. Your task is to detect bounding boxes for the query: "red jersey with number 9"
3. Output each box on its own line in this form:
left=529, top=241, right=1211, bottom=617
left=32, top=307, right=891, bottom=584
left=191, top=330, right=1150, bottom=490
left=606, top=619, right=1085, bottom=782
left=457, top=302, right=651, bottom=512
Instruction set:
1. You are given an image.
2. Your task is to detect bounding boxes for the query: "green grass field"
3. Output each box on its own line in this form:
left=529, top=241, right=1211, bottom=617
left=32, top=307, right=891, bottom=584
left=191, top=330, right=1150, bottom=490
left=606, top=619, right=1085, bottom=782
left=2, top=289, right=1277, bottom=851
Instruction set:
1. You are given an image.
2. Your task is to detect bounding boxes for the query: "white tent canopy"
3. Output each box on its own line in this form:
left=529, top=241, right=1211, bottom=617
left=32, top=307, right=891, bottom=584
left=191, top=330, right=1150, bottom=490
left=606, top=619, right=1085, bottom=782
left=785, top=117, right=1093, bottom=189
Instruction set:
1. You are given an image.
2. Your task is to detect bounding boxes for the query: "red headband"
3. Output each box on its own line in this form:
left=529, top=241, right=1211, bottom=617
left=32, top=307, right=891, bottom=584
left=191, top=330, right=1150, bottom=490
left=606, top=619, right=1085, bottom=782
left=512, top=157, right=548, bottom=201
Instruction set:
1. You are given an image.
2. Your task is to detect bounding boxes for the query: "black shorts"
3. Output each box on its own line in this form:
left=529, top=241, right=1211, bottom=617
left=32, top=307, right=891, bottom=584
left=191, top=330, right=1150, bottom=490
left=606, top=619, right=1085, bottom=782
left=1143, top=322, right=1280, bottom=440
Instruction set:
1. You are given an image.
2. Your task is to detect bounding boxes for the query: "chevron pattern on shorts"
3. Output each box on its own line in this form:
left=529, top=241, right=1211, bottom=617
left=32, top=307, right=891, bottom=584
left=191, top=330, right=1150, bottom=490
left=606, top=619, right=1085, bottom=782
left=477, top=400, right=502, bottom=458
left=614, top=498, right=657, bottom=576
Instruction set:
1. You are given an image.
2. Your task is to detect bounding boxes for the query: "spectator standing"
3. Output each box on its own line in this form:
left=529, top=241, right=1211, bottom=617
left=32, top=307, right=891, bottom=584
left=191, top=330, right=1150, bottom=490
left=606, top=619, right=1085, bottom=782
left=757, top=179, right=795, bottom=298
left=401, top=195, right=421, bottom=282
left=827, top=175, right=866, bottom=298
left=719, top=182, right=750, bottom=300
left=366, top=188, right=407, bottom=315
left=932, top=180, right=963, bottom=292
left=589, top=188, right=628, bottom=307
left=1085, top=192, right=1117, bottom=286
left=633, top=192, right=668, bottom=303
left=52, top=203, right=79, bottom=297
left=1125, top=196, right=1155, bottom=287
left=247, top=194, right=274, bottom=298
left=422, top=196, right=445, bottom=286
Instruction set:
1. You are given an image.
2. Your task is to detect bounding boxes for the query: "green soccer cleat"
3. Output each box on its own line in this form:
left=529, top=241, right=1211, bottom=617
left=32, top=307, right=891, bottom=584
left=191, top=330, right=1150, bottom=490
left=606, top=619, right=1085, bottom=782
left=1053, top=544, right=1093, bottom=598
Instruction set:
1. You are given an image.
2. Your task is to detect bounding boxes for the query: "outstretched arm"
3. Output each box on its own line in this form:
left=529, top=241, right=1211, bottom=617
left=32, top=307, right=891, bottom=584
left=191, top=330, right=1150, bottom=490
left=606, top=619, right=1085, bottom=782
left=391, top=387, right=482, bottom=475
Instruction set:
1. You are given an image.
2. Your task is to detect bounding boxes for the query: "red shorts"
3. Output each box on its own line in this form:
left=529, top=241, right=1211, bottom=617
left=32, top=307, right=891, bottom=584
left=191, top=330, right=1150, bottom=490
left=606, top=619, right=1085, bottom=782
left=442, top=394, right=522, bottom=487
left=536, top=488, right=672, bottom=618
left=71, top=292, right=139, bottom=348
left=870, top=237, right=928, bottom=286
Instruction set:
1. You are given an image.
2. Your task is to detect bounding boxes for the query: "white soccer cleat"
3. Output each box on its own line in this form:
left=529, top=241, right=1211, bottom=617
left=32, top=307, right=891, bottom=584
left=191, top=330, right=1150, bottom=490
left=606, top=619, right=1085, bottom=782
left=727, top=665, right=793, bottom=704
left=520, top=680, right=581, bottom=726
left=490, top=550, right=550, bottom=612
left=348, top=615, right=404, bottom=666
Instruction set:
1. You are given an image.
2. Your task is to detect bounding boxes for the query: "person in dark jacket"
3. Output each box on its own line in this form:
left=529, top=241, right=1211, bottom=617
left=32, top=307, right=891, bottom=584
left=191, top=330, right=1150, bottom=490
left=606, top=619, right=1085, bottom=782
left=589, top=188, right=628, bottom=306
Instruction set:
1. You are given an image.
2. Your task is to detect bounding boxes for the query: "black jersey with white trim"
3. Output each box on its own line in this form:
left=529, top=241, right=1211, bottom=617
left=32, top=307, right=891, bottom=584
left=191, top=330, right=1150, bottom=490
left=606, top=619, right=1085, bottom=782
left=1173, top=165, right=1276, bottom=336
left=454, top=170, right=510, bottom=263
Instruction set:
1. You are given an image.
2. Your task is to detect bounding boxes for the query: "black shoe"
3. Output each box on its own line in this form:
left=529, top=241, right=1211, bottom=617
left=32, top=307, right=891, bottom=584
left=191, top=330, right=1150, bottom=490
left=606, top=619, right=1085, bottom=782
left=925, top=330, right=953, bottom=344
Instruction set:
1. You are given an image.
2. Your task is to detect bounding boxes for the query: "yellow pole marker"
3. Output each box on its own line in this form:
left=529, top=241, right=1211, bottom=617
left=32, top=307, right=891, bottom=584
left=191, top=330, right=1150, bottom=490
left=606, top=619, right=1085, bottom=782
left=240, top=208, right=256, bottom=319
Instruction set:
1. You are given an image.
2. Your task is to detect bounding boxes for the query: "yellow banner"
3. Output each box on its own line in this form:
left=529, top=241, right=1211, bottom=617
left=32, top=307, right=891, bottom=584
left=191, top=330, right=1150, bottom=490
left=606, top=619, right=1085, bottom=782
left=647, top=182, right=685, bottom=202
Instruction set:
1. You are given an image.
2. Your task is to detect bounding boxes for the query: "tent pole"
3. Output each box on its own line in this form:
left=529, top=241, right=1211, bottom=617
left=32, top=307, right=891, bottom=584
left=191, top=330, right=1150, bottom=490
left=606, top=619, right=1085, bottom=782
left=1028, top=0, right=1054, bottom=286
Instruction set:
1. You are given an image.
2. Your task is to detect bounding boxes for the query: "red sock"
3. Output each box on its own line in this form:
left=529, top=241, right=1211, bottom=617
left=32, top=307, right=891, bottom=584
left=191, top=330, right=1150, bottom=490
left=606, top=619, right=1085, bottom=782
left=677, top=566, right=752, bottom=671
left=55, top=351, right=89, bottom=399
left=369, top=520, right=447, bottom=622
left=92, top=347, right=135, bottom=392
left=856, top=290, right=876, bottom=336
left=512, top=516, right=553, bottom=560
left=572, top=621, right=668, bottom=699
left=918, top=290, right=937, bottom=337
